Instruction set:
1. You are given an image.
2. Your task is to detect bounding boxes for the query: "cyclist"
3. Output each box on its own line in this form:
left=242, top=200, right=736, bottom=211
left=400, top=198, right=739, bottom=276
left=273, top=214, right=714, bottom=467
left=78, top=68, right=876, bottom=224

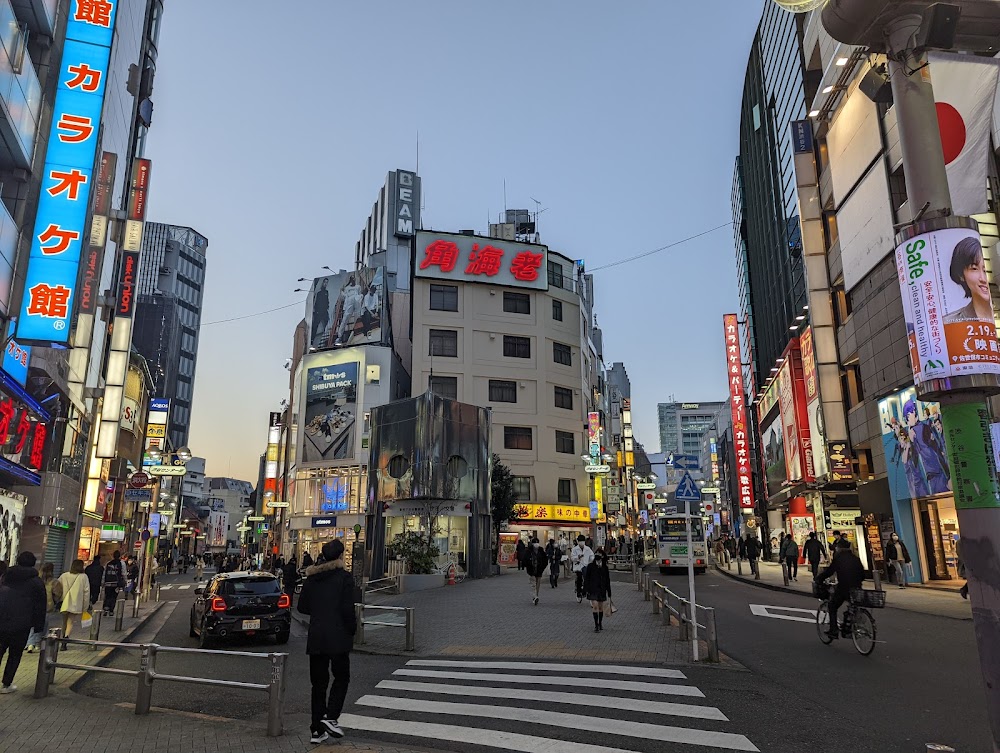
left=814, top=539, right=864, bottom=639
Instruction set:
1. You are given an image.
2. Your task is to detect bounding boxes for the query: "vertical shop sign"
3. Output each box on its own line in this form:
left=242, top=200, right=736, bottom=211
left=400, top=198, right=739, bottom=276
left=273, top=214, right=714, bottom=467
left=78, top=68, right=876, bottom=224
left=16, top=0, right=119, bottom=343
left=723, top=314, right=755, bottom=510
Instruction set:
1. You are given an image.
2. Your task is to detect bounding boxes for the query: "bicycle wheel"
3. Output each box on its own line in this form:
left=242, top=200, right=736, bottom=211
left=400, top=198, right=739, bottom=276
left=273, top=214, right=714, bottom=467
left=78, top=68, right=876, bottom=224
left=816, top=601, right=833, bottom=645
left=851, top=608, right=877, bottom=656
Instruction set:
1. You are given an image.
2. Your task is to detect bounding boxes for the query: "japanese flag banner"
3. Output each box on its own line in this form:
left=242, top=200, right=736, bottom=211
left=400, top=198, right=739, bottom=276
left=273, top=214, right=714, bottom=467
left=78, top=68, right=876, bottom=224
left=928, top=52, right=1000, bottom=217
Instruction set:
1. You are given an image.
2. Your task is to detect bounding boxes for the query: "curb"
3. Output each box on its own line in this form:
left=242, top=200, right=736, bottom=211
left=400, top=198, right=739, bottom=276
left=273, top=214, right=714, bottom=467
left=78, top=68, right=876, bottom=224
left=713, top=563, right=811, bottom=598
left=292, top=610, right=415, bottom=656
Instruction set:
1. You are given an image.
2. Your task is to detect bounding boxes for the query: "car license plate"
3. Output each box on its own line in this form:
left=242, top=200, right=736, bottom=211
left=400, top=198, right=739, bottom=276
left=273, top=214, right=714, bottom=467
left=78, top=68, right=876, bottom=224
left=242, top=619, right=260, bottom=630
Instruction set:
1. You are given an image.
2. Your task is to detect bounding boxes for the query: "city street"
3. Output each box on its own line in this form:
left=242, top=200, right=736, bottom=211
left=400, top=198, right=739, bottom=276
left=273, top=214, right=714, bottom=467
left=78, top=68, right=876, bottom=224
left=65, top=567, right=991, bottom=752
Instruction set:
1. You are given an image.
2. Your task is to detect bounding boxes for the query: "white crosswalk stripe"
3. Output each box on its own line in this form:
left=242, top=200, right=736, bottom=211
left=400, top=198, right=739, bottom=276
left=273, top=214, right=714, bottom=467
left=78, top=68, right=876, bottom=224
left=175, top=584, right=191, bottom=590
left=158, top=585, right=173, bottom=590
left=341, top=659, right=759, bottom=752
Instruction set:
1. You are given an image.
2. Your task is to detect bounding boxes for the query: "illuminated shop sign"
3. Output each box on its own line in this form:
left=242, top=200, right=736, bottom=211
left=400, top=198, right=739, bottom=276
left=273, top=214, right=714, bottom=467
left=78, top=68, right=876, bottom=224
left=414, top=231, right=548, bottom=291
left=0, top=373, right=51, bottom=485
left=16, top=0, right=119, bottom=344
left=723, top=314, right=755, bottom=510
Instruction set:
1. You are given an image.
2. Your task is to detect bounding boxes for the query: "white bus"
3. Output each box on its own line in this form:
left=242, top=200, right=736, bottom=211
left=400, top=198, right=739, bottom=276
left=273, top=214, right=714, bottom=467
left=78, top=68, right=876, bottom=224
left=655, top=514, right=708, bottom=574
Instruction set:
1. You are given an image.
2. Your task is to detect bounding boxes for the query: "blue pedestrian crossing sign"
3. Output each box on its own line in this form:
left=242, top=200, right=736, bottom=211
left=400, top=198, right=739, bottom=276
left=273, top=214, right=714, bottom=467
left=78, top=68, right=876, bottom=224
left=674, top=471, right=702, bottom=503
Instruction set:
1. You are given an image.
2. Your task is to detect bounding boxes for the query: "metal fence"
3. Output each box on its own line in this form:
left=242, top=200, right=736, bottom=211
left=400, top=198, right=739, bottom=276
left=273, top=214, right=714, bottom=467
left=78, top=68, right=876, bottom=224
left=33, top=629, right=289, bottom=736
left=354, top=603, right=415, bottom=652
left=641, top=573, right=720, bottom=663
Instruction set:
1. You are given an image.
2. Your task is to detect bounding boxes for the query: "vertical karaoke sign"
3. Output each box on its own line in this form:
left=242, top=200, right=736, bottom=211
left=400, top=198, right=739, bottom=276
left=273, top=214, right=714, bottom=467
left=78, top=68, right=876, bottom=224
left=16, top=0, right=118, bottom=344
left=723, top=314, right=755, bottom=510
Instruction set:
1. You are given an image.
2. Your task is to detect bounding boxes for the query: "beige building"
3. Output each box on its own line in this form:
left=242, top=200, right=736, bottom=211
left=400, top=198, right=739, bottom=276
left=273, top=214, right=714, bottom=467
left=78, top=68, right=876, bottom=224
left=410, top=230, right=596, bottom=542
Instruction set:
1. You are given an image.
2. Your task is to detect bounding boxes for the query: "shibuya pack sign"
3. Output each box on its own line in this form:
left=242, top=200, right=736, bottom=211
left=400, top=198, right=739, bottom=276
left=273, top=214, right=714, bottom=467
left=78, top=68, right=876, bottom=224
left=896, top=226, right=1000, bottom=386
left=16, top=0, right=119, bottom=344
left=414, top=231, right=548, bottom=291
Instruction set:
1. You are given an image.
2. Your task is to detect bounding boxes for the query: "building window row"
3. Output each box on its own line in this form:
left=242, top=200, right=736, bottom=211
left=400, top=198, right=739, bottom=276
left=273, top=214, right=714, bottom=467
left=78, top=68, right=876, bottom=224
left=429, top=329, right=458, bottom=357
left=502, top=426, right=576, bottom=455
left=428, top=375, right=457, bottom=399
left=429, top=284, right=458, bottom=312
left=510, top=475, right=574, bottom=504
left=503, top=291, right=530, bottom=314
left=489, top=379, right=517, bottom=403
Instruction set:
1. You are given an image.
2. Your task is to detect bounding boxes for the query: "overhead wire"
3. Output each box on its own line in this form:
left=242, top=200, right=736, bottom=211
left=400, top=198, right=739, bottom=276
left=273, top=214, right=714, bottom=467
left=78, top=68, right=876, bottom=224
left=199, top=299, right=305, bottom=327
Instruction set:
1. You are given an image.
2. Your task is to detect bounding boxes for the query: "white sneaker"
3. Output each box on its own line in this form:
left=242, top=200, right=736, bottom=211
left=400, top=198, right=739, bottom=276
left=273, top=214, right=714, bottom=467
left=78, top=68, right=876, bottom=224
left=321, top=718, right=344, bottom=738
left=0, top=685, right=17, bottom=694
left=310, top=730, right=329, bottom=744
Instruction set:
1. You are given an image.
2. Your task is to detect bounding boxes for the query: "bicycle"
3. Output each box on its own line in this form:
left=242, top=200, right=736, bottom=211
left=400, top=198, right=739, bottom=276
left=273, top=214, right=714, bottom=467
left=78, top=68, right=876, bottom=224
left=432, top=554, right=466, bottom=584
left=814, top=581, right=884, bottom=656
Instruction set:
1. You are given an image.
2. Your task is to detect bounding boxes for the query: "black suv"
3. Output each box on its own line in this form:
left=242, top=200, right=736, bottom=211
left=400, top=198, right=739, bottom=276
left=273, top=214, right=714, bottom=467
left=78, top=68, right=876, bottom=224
left=190, top=571, right=291, bottom=647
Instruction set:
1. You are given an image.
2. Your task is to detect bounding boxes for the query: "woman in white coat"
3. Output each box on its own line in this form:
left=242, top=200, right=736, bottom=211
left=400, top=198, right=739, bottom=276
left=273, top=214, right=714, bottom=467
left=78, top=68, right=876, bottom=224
left=58, top=559, right=91, bottom=637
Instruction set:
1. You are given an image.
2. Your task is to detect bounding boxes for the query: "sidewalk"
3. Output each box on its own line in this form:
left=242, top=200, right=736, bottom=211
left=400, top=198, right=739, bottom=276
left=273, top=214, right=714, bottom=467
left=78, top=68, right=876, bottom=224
left=296, top=569, right=742, bottom=667
left=714, top=558, right=973, bottom=620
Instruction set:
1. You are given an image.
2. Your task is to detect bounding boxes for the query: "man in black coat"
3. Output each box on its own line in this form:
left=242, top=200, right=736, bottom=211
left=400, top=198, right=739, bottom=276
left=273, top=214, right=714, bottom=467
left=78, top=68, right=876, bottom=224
left=815, top=540, right=865, bottom=638
left=802, top=532, right=827, bottom=578
left=0, top=551, right=46, bottom=693
left=297, top=539, right=357, bottom=744
left=84, top=555, right=103, bottom=607
left=524, top=538, right=549, bottom=606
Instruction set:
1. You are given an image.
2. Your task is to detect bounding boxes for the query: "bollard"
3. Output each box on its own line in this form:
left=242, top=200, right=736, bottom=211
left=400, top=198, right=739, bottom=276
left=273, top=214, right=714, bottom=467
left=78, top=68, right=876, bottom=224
left=354, top=603, right=365, bottom=646
left=754, top=559, right=761, bottom=580
left=132, top=591, right=141, bottom=618
left=705, top=607, right=720, bottom=663
left=660, top=596, right=671, bottom=626
left=727, top=555, right=732, bottom=571
left=781, top=562, right=789, bottom=587
left=89, top=610, right=103, bottom=649
left=267, top=653, right=287, bottom=736
left=643, top=574, right=651, bottom=602
left=873, top=567, right=882, bottom=592
left=115, top=596, right=125, bottom=631
left=736, top=558, right=743, bottom=576
left=33, top=629, right=59, bottom=699
left=633, top=562, right=640, bottom=587
left=135, top=644, right=155, bottom=715
left=154, top=584, right=161, bottom=602
left=404, top=607, right=415, bottom=652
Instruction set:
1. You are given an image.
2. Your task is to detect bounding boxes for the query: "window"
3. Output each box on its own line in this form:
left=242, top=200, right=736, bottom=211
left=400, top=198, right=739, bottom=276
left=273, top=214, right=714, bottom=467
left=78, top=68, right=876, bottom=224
left=555, top=430, right=575, bottom=454
left=429, top=284, right=458, bottom=312
left=503, top=335, right=531, bottom=358
left=554, top=386, right=573, bottom=410
left=552, top=300, right=563, bottom=321
left=489, top=379, right=517, bottom=403
left=512, top=476, right=532, bottom=501
left=504, top=426, right=532, bottom=450
left=428, top=376, right=457, bottom=400
left=503, top=291, right=530, bottom=314
left=429, top=329, right=458, bottom=357
left=553, top=342, right=572, bottom=366
left=547, top=259, right=564, bottom=288
left=557, top=478, right=572, bottom=504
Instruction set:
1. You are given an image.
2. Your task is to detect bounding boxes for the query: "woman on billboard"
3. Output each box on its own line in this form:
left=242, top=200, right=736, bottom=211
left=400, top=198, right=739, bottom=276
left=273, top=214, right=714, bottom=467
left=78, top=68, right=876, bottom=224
left=943, top=236, right=992, bottom=324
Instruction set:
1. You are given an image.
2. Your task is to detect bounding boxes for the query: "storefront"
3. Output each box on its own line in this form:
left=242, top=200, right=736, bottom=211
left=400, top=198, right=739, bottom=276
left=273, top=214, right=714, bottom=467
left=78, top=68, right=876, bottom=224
left=879, top=387, right=962, bottom=584
left=507, top=503, right=594, bottom=545
left=288, top=466, right=368, bottom=565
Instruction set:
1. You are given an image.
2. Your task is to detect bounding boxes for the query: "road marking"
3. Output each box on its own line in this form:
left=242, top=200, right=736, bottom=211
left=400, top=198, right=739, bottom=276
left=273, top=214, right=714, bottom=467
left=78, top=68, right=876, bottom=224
left=377, top=680, right=727, bottom=721
left=749, top=604, right=817, bottom=623
left=405, top=659, right=686, bottom=679
left=176, top=585, right=191, bottom=590
left=391, top=668, right=704, bottom=697
left=341, top=714, right=675, bottom=753
left=355, top=696, right=758, bottom=751
left=159, top=585, right=173, bottom=590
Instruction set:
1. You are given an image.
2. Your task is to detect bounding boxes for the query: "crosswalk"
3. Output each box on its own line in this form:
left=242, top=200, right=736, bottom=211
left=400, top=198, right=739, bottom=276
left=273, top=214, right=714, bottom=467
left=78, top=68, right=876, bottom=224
left=156, top=584, right=192, bottom=590
left=340, top=659, right=759, bottom=752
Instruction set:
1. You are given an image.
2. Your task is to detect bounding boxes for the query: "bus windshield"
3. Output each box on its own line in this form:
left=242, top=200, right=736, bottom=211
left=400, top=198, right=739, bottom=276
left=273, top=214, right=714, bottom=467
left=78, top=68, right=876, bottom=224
left=658, top=517, right=704, bottom=538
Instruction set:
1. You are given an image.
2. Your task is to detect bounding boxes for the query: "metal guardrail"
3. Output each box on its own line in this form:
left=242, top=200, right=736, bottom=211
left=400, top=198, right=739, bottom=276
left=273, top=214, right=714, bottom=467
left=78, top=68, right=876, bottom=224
left=642, top=574, right=719, bottom=663
left=33, top=629, right=289, bottom=736
left=364, top=576, right=399, bottom=596
left=354, top=603, right=415, bottom=652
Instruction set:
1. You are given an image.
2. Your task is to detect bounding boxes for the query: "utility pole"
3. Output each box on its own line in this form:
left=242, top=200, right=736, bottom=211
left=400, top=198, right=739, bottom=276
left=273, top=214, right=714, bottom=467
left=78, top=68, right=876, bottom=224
left=816, top=5, right=1000, bottom=747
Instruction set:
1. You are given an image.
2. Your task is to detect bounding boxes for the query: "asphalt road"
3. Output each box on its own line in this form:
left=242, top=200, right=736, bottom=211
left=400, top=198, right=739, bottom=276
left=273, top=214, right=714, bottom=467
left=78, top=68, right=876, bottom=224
left=73, top=568, right=994, bottom=752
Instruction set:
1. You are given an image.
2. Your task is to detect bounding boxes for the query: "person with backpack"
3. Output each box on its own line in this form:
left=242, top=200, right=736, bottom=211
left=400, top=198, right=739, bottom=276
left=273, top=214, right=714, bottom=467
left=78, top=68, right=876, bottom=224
left=102, top=550, right=126, bottom=615
left=779, top=533, right=800, bottom=581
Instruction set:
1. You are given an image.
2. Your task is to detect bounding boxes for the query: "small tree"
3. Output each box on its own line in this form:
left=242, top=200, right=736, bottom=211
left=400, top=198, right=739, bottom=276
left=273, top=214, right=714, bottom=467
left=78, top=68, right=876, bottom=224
left=490, top=453, right=518, bottom=559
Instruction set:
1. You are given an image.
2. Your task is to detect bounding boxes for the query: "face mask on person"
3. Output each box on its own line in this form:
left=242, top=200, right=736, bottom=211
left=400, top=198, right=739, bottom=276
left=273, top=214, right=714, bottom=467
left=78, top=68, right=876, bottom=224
left=595, top=556, right=603, bottom=564
left=891, top=534, right=898, bottom=541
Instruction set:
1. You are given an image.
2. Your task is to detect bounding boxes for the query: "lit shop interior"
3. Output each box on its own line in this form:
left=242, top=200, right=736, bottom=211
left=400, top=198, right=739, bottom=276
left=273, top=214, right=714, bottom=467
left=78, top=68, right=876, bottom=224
left=289, top=466, right=367, bottom=570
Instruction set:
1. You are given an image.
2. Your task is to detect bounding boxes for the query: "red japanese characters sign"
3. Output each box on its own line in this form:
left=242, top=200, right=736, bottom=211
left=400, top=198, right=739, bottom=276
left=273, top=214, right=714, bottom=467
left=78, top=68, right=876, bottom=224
left=0, top=387, right=49, bottom=480
left=414, top=231, right=549, bottom=291
left=723, top=314, right=755, bottom=510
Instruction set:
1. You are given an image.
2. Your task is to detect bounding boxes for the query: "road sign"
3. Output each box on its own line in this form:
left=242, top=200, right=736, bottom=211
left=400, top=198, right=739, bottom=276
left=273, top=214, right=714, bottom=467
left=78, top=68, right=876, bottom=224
left=584, top=464, right=610, bottom=474
left=268, top=501, right=290, bottom=508
left=128, top=471, right=150, bottom=488
left=636, top=482, right=656, bottom=490
left=140, top=529, right=150, bottom=542
left=124, top=489, right=151, bottom=502
left=662, top=505, right=677, bottom=514
left=674, top=471, right=701, bottom=503
left=246, top=516, right=265, bottom=522
left=149, top=465, right=186, bottom=476
left=703, top=501, right=715, bottom=513
left=134, top=540, right=142, bottom=549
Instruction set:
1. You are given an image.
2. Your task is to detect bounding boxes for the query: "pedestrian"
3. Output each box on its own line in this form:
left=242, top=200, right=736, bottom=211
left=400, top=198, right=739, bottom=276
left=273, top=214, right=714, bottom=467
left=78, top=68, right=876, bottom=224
left=84, top=555, right=103, bottom=607
left=27, top=563, right=58, bottom=653
left=57, top=559, right=90, bottom=638
left=884, top=532, right=912, bottom=588
left=724, top=535, right=737, bottom=563
left=524, top=538, right=549, bottom=606
left=102, top=550, right=125, bottom=615
left=545, top=539, right=561, bottom=588
left=802, top=532, right=827, bottom=577
left=126, top=558, right=140, bottom=599
left=570, top=535, right=594, bottom=604
left=744, top=534, right=761, bottom=576
left=166, top=556, right=174, bottom=574
left=583, top=547, right=612, bottom=632
left=0, top=551, right=46, bottom=693
left=282, top=557, right=299, bottom=597
left=302, top=550, right=314, bottom=568
left=779, top=533, right=799, bottom=581
left=515, top=539, right=526, bottom=571
left=297, top=539, right=356, bottom=744
left=195, top=557, right=205, bottom=582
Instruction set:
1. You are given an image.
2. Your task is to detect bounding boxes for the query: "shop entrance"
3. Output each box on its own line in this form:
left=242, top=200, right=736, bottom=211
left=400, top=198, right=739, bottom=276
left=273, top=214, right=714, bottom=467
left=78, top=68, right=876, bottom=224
left=917, top=496, right=962, bottom=582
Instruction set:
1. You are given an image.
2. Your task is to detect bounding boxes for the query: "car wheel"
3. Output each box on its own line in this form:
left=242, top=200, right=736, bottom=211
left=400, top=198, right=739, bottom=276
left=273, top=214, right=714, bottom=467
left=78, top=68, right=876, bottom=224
left=275, top=630, right=290, bottom=645
left=189, top=609, right=197, bottom=638
left=198, top=623, right=212, bottom=649
left=659, top=567, right=669, bottom=574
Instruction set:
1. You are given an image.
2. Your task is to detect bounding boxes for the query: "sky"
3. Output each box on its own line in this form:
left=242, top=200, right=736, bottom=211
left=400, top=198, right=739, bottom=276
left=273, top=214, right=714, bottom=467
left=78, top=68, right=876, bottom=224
left=143, top=0, right=765, bottom=484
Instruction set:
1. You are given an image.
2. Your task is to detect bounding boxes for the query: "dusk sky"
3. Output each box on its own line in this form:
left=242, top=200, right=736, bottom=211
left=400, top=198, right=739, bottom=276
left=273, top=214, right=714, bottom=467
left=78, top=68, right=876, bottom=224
left=143, top=1, right=765, bottom=484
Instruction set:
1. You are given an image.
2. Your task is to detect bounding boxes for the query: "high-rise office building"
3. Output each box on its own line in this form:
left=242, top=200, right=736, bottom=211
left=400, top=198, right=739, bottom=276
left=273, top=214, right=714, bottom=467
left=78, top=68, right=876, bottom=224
left=133, top=222, right=208, bottom=449
left=657, top=401, right=727, bottom=458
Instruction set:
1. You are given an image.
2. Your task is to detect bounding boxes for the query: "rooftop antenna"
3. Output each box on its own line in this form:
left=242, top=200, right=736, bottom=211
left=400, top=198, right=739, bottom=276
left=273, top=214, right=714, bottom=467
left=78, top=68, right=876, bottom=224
left=503, top=179, right=507, bottom=213
left=415, top=130, right=419, bottom=176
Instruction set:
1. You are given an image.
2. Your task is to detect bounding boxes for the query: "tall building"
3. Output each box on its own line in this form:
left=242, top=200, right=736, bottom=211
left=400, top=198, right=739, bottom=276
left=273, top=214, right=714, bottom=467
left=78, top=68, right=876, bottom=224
left=607, top=362, right=631, bottom=400
left=657, top=401, right=727, bottom=458
left=133, top=222, right=209, bottom=449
